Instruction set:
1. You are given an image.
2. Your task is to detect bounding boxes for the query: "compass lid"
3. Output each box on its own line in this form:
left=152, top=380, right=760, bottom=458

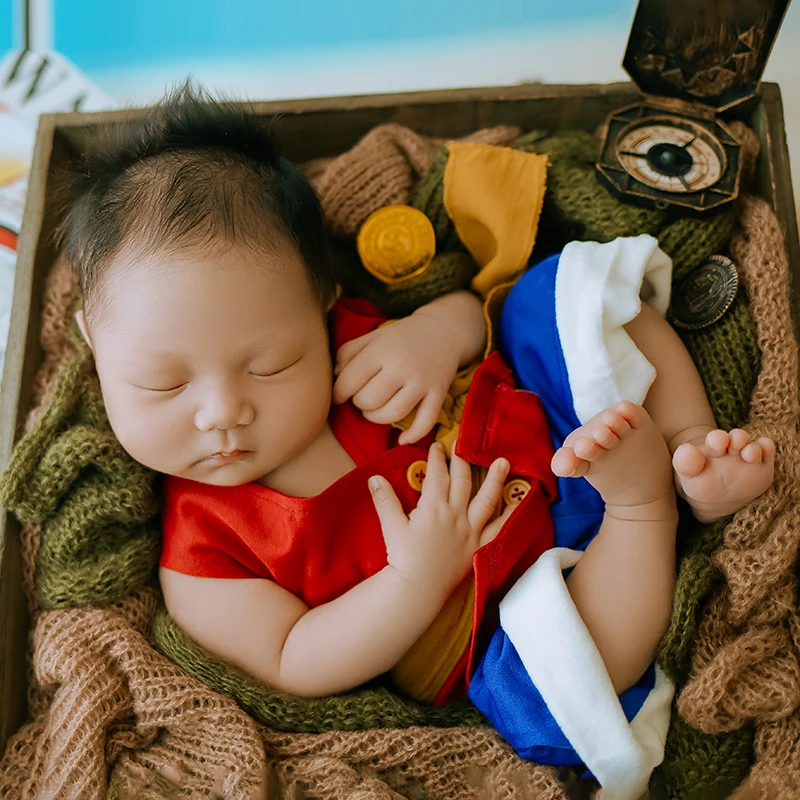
left=622, top=0, right=791, bottom=112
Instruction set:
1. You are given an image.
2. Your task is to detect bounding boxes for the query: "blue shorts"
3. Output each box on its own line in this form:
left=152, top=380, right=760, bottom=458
left=468, top=237, right=676, bottom=795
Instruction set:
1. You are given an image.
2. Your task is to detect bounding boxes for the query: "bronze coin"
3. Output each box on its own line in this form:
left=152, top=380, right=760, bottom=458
left=670, top=254, right=739, bottom=331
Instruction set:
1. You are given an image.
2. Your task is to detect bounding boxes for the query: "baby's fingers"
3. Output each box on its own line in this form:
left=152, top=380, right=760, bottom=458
left=448, top=452, right=473, bottom=508
left=334, top=334, right=372, bottom=375
left=399, top=389, right=446, bottom=445
left=368, top=475, right=407, bottom=534
left=332, top=344, right=381, bottom=404
left=418, top=442, right=450, bottom=505
left=467, top=458, right=510, bottom=532
left=479, top=502, right=518, bottom=547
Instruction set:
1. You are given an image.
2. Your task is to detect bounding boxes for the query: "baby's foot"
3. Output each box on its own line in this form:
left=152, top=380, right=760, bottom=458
left=672, top=429, right=775, bottom=523
left=551, top=402, right=675, bottom=514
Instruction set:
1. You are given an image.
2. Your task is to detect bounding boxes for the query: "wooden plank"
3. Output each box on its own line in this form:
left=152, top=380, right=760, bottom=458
left=53, top=82, right=642, bottom=162
left=49, top=81, right=643, bottom=126
left=0, top=116, right=60, bottom=750
left=755, top=84, right=800, bottom=340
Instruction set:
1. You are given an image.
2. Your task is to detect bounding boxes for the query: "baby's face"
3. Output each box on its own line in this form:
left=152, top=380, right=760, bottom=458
left=80, top=244, right=333, bottom=486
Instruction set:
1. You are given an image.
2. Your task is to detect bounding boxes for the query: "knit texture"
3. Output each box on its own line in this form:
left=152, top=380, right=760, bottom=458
left=652, top=196, right=800, bottom=800
left=306, top=122, right=521, bottom=240
left=0, top=122, right=794, bottom=799
left=651, top=716, right=755, bottom=800
left=0, top=339, right=161, bottom=610
left=153, top=605, right=487, bottom=732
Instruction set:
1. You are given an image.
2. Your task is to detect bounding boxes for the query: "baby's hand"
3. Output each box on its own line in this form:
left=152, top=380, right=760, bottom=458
left=333, top=292, right=485, bottom=445
left=368, top=443, right=510, bottom=603
left=333, top=314, right=461, bottom=444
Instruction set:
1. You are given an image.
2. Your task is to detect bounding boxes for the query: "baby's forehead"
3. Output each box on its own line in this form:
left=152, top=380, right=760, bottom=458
left=88, top=239, right=320, bottom=334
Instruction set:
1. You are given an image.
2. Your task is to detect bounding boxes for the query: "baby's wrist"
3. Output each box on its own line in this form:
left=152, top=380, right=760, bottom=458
left=383, top=563, right=449, bottom=608
left=413, top=292, right=485, bottom=366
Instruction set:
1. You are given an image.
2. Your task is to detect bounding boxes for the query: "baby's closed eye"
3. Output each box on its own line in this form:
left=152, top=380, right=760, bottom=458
left=249, top=354, right=303, bottom=378
left=131, top=379, right=188, bottom=393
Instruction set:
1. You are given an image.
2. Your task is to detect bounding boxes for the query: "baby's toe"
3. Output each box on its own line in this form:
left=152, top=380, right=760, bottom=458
left=759, top=437, right=776, bottom=462
left=673, top=442, right=707, bottom=478
left=741, top=441, right=764, bottom=463
left=728, top=428, right=750, bottom=453
left=704, top=429, right=731, bottom=458
left=612, top=400, right=646, bottom=429
left=552, top=447, right=585, bottom=478
left=590, top=422, right=620, bottom=450
left=573, top=435, right=604, bottom=462
left=598, top=409, right=631, bottom=439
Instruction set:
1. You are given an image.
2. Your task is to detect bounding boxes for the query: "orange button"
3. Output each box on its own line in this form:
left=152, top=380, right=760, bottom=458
left=406, top=460, right=428, bottom=491
left=503, top=479, right=531, bottom=505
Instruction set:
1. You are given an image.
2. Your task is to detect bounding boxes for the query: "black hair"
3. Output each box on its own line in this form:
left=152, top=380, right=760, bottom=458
left=56, top=84, right=335, bottom=315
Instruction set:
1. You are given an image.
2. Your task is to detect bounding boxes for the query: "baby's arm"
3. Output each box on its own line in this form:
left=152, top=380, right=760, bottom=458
left=160, top=562, right=452, bottom=696
left=333, top=291, right=485, bottom=444
left=160, top=446, right=509, bottom=697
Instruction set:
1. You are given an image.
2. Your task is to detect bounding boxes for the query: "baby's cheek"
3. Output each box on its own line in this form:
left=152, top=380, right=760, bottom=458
left=103, top=389, right=176, bottom=472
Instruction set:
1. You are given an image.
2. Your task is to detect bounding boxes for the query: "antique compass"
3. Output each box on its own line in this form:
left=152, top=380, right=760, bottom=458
left=596, top=0, right=791, bottom=213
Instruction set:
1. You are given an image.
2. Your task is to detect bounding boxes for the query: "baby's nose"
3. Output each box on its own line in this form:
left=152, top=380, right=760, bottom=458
left=194, top=387, right=254, bottom=431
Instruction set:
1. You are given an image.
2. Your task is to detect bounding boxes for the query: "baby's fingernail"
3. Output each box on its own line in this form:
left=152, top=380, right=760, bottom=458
left=368, top=476, right=381, bottom=492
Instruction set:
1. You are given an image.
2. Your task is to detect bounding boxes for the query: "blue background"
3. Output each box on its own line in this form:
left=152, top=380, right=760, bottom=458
left=51, top=0, right=630, bottom=70
left=0, top=0, right=12, bottom=53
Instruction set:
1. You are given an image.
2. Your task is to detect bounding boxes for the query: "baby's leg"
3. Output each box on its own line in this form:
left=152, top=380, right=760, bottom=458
left=552, top=402, right=677, bottom=694
left=624, top=303, right=774, bottom=523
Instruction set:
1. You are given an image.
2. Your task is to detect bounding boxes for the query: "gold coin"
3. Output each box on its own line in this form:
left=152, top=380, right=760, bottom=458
left=357, top=206, right=436, bottom=285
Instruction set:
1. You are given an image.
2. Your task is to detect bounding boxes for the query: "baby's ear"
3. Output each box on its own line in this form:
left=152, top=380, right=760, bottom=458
left=75, top=309, right=94, bottom=352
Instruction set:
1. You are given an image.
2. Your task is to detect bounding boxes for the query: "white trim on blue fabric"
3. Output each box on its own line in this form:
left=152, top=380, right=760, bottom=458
left=554, top=235, right=673, bottom=425
left=499, top=547, right=674, bottom=800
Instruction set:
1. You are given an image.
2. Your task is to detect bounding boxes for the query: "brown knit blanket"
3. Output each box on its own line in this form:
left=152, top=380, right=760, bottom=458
left=0, top=131, right=798, bottom=797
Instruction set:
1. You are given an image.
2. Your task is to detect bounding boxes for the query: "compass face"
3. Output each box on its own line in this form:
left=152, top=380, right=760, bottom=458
left=616, top=118, right=726, bottom=194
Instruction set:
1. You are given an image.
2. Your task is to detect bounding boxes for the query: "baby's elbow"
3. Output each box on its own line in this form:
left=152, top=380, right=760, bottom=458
left=273, top=664, right=339, bottom=698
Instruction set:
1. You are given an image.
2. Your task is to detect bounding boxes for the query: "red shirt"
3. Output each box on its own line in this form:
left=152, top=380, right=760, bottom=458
left=160, top=298, right=556, bottom=702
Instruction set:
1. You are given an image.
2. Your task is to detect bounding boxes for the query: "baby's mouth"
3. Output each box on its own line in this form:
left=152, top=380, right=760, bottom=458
left=202, top=450, right=251, bottom=464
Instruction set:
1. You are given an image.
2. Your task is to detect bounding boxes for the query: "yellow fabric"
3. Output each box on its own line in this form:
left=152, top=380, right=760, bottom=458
left=391, top=145, right=548, bottom=450
left=482, top=281, right=516, bottom=358
left=391, top=578, right=475, bottom=703
left=443, top=142, right=548, bottom=298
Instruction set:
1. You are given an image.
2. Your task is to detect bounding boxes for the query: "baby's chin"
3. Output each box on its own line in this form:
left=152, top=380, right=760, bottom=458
left=147, top=456, right=269, bottom=487
left=180, top=462, right=267, bottom=487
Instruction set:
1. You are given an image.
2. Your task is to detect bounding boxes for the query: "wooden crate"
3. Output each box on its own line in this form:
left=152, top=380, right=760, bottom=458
left=0, top=80, right=798, bottom=755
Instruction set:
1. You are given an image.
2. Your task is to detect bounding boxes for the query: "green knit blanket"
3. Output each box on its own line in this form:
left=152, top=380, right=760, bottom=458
left=0, top=130, right=762, bottom=800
